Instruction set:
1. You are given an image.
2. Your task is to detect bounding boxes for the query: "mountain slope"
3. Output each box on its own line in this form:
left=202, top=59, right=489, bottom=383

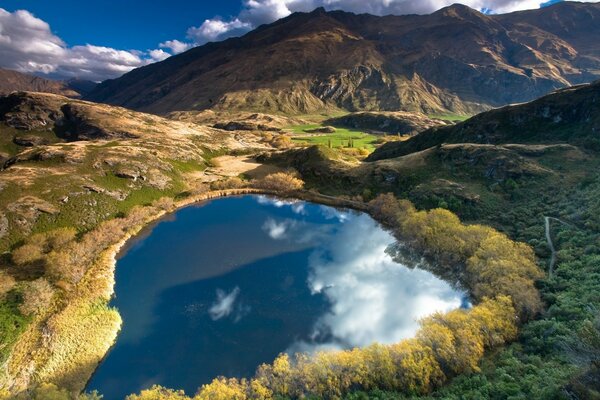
left=0, top=68, right=93, bottom=98
left=367, top=79, right=600, bottom=161
left=87, top=2, right=600, bottom=115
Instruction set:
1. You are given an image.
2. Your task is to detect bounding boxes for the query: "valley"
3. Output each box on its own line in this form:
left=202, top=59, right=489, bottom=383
left=0, top=2, right=599, bottom=399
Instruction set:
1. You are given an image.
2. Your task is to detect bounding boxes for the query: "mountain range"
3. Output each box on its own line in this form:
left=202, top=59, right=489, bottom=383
left=0, top=68, right=96, bottom=98
left=86, top=1, right=600, bottom=115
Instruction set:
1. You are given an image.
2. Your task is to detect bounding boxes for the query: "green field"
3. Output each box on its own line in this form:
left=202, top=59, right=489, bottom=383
left=288, top=124, right=379, bottom=151
left=428, top=113, right=470, bottom=122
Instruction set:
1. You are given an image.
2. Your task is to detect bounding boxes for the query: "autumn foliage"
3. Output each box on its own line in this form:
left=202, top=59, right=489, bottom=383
left=125, top=194, right=539, bottom=399
left=369, top=193, right=543, bottom=320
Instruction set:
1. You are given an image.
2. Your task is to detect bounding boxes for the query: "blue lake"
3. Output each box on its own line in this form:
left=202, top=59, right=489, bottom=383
left=87, top=195, right=464, bottom=399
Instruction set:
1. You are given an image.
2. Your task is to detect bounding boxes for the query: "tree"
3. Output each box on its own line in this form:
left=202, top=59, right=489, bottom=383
left=195, top=378, right=248, bottom=400
left=126, top=385, right=190, bottom=400
left=389, top=339, right=444, bottom=394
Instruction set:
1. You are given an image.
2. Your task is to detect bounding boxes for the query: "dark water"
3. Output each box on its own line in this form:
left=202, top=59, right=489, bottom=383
left=87, top=196, right=464, bottom=399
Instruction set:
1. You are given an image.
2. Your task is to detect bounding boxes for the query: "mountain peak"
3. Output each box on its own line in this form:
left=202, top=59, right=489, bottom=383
left=86, top=3, right=600, bottom=115
left=434, top=3, right=484, bottom=19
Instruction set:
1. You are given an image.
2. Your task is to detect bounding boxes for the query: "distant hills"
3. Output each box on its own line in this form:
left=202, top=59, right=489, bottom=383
left=367, top=79, right=600, bottom=161
left=0, top=68, right=95, bottom=98
left=87, top=1, right=600, bottom=115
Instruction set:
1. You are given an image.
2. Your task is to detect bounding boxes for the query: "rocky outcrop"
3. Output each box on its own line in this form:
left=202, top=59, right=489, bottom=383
left=13, top=135, right=50, bottom=147
left=213, top=121, right=281, bottom=132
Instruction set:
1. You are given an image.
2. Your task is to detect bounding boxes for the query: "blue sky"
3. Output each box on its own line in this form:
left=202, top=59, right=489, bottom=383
left=0, top=0, right=241, bottom=50
left=0, top=0, right=594, bottom=81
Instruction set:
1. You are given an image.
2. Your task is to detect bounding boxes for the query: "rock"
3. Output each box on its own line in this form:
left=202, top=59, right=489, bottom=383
left=13, top=135, right=50, bottom=147
left=213, top=121, right=281, bottom=132
left=83, top=185, right=105, bottom=194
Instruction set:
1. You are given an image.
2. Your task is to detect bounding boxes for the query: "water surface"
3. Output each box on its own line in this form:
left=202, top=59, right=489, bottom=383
left=88, top=195, right=464, bottom=399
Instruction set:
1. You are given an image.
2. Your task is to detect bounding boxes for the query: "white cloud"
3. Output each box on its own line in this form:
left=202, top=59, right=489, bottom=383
left=159, top=39, right=191, bottom=54
left=0, top=8, right=175, bottom=81
left=187, top=17, right=252, bottom=44
left=209, top=287, right=241, bottom=320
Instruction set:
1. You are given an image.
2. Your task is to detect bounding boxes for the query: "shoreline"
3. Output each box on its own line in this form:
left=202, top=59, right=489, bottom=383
left=80, top=187, right=368, bottom=394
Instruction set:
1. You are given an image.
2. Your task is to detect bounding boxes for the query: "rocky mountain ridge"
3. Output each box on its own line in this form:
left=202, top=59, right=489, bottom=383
left=87, top=2, right=600, bottom=115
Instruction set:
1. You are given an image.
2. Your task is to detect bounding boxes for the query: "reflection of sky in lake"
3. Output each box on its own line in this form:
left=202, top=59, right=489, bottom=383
left=87, top=196, right=464, bottom=399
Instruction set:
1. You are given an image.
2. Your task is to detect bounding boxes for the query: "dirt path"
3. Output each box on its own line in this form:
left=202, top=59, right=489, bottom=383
left=544, top=216, right=576, bottom=277
left=544, top=216, right=557, bottom=277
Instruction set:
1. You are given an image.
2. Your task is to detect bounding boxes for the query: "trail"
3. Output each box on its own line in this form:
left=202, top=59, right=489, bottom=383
left=544, top=216, right=575, bottom=277
left=544, top=216, right=557, bottom=277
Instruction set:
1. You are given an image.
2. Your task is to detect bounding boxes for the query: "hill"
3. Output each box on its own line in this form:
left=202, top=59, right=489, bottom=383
left=0, top=69, right=95, bottom=98
left=87, top=2, right=600, bottom=115
left=323, top=111, right=450, bottom=135
left=367, top=80, right=600, bottom=161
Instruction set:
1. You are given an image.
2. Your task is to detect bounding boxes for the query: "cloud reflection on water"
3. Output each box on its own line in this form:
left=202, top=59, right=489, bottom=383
left=256, top=198, right=465, bottom=353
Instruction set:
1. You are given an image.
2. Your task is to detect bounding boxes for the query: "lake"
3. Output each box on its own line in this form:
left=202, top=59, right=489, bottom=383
left=87, top=195, right=465, bottom=399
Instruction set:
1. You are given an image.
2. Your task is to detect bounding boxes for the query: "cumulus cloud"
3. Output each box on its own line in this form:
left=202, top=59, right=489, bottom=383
left=159, top=39, right=192, bottom=54
left=287, top=213, right=465, bottom=353
left=187, top=17, right=252, bottom=44
left=0, top=8, right=174, bottom=81
left=148, top=48, right=171, bottom=61
left=209, top=287, right=241, bottom=320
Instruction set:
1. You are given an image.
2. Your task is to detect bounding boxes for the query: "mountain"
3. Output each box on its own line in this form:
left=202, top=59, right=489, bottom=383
left=87, top=2, right=600, bottom=115
left=0, top=68, right=96, bottom=98
left=366, top=79, right=600, bottom=161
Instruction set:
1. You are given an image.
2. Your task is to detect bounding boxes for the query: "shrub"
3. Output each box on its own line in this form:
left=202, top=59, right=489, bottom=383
left=19, top=278, right=54, bottom=316
left=0, top=271, right=16, bottom=298
left=254, top=172, right=304, bottom=192
left=11, top=243, right=45, bottom=266
left=210, top=177, right=247, bottom=190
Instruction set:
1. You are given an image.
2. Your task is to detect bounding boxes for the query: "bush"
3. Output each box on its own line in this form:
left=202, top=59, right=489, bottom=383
left=19, top=278, right=54, bottom=316
left=0, top=271, right=16, bottom=298
left=254, top=172, right=304, bottom=192
left=210, top=177, right=247, bottom=190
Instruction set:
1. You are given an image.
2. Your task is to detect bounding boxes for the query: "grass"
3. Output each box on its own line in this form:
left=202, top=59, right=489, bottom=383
left=0, top=291, right=31, bottom=366
left=0, top=125, right=64, bottom=157
left=428, top=113, right=470, bottom=122
left=288, top=124, right=379, bottom=151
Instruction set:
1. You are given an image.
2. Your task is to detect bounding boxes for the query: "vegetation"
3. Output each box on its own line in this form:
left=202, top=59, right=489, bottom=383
left=288, top=124, right=379, bottom=151
left=2, top=83, right=599, bottom=398
left=121, top=194, right=540, bottom=399
left=254, top=172, right=305, bottom=192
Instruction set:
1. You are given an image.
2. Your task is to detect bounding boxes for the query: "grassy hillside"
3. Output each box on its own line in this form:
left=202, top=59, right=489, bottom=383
left=367, top=80, right=600, bottom=161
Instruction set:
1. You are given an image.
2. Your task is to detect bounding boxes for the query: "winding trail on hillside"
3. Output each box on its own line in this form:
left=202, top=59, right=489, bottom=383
left=544, top=217, right=557, bottom=277
left=544, top=216, right=576, bottom=277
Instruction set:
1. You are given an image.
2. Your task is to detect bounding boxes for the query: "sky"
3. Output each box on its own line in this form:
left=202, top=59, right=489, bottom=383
left=0, top=0, right=596, bottom=81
